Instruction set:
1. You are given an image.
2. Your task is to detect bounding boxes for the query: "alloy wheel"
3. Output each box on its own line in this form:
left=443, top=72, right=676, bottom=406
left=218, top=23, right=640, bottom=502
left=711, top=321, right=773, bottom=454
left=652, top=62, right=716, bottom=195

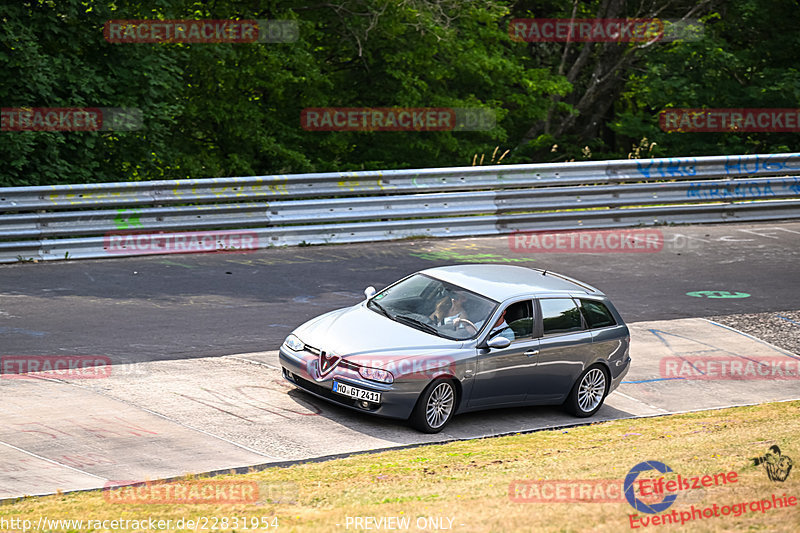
left=425, top=382, right=455, bottom=429
left=577, top=368, right=606, bottom=413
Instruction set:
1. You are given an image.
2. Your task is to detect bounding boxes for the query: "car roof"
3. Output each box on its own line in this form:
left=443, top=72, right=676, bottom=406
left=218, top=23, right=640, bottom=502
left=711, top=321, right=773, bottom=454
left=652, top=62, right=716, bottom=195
left=420, top=264, right=602, bottom=301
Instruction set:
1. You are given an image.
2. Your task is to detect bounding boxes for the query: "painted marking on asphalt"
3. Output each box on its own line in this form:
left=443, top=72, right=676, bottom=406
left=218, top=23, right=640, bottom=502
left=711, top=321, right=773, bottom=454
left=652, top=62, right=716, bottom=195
left=159, top=260, right=196, bottom=269
left=702, top=319, right=800, bottom=360
left=737, top=227, right=800, bottom=239
left=56, top=379, right=283, bottom=460
left=776, top=314, right=800, bottom=327
left=409, top=250, right=537, bottom=263
left=0, top=440, right=106, bottom=480
left=613, top=392, right=669, bottom=413
left=0, top=327, right=47, bottom=337
left=648, top=328, right=775, bottom=371
left=686, top=290, right=750, bottom=298
left=622, top=378, right=686, bottom=384
left=225, top=354, right=280, bottom=370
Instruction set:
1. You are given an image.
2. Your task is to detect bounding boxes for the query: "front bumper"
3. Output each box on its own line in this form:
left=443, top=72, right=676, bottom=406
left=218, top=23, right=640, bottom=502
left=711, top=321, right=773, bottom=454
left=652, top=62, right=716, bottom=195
left=278, top=346, right=424, bottom=420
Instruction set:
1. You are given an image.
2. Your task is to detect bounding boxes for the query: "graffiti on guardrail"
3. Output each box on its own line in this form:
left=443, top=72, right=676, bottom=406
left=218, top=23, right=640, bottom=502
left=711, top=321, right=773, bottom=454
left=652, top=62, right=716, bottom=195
left=636, top=159, right=697, bottom=178
left=685, top=178, right=800, bottom=200
left=3, top=153, right=800, bottom=263
left=724, top=154, right=800, bottom=174
left=337, top=178, right=389, bottom=191
left=114, top=209, right=143, bottom=229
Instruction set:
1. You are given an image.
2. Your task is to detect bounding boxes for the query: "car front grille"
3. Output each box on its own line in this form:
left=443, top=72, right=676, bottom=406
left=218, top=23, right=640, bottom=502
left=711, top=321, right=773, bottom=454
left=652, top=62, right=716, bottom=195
left=304, top=344, right=359, bottom=371
left=286, top=371, right=379, bottom=412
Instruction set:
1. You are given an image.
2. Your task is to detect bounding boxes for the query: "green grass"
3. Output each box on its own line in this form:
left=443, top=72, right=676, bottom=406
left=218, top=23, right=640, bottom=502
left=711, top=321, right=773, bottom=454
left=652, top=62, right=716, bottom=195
left=2, top=401, right=799, bottom=532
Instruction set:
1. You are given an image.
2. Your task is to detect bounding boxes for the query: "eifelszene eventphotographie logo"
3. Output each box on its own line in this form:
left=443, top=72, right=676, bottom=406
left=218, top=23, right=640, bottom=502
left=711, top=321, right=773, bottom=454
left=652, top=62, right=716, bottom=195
left=625, top=459, right=797, bottom=529
left=752, top=445, right=793, bottom=482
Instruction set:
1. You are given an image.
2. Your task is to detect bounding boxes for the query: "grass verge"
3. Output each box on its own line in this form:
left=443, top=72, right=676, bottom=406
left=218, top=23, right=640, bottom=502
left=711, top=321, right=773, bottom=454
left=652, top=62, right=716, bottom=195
left=2, top=400, right=799, bottom=532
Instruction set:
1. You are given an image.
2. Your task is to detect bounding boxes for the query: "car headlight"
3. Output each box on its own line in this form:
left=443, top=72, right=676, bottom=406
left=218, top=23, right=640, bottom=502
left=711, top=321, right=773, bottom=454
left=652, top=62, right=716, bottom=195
left=358, top=366, right=394, bottom=384
left=283, top=334, right=305, bottom=352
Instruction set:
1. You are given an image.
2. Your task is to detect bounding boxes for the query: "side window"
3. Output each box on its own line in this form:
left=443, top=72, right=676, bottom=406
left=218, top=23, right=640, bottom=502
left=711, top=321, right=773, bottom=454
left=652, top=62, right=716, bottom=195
left=579, top=299, right=617, bottom=329
left=539, top=298, right=583, bottom=335
left=491, top=300, right=533, bottom=341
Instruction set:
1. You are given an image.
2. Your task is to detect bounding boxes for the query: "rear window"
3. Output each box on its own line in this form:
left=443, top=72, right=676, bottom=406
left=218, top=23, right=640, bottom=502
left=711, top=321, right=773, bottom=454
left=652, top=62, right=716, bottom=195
left=580, top=299, right=617, bottom=329
left=539, top=298, right=583, bottom=335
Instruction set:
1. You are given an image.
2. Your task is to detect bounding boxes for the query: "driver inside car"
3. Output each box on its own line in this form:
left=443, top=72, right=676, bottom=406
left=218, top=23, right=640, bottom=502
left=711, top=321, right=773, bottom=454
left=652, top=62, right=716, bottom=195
left=429, top=290, right=470, bottom=326
left=486, top=307, right=515, bottom=341
left=454, top=307, right=515, bottom=339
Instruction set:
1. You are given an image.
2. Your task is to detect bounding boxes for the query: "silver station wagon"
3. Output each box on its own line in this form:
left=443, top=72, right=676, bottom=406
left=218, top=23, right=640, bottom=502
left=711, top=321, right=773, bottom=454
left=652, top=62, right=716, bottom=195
left=279, top=264, right=631, bottom=432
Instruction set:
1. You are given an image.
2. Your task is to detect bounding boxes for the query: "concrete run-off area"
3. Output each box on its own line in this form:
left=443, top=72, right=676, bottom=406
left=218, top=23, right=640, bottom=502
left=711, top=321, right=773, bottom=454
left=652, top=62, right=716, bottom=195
left=1, top=317, right=798, bottom=500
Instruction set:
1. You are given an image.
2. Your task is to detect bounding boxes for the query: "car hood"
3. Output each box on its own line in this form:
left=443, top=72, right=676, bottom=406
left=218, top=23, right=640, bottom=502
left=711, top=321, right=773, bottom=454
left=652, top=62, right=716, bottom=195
left=293, top=303, right=463, bottom=364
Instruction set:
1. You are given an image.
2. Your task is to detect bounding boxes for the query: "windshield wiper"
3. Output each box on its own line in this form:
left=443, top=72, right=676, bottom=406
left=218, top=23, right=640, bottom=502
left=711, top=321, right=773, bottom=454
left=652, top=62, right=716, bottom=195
left=369, top=300, right=393, bottom=320
left=393, top=314, right=442, bottom=337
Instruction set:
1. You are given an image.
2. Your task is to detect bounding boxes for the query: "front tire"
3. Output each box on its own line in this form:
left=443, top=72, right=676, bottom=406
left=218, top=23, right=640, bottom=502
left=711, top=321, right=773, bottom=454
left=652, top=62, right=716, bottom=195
left=564, top=365, right=608, bottom=417
left=410, top=379, right=456, bottom=433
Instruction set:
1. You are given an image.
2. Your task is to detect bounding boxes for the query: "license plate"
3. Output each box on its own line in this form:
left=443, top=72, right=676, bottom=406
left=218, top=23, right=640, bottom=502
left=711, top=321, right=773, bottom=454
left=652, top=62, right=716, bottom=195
left=332, top=381, right=381, bottom=403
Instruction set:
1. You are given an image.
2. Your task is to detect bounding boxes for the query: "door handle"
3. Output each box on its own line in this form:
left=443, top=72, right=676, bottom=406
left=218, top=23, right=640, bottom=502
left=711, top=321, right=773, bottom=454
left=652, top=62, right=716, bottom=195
left=524, top=350, right=539, bottom=357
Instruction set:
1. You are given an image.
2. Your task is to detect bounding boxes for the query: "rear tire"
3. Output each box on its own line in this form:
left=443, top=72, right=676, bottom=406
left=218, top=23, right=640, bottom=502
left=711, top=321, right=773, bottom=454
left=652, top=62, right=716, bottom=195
left=410, top=379, right=456, bottom=433
left=564, top=365, right=608, bottom=417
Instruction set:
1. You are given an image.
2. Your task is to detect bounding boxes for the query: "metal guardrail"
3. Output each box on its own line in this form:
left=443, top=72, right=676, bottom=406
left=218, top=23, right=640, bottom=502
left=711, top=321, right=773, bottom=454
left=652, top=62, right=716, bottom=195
left=1, top=153, right=799, bottom=262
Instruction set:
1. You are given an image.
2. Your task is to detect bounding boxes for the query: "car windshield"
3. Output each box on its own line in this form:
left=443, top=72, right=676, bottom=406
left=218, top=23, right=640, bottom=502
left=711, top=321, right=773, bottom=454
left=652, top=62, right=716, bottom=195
left=368, top=274, right=497, bottom=340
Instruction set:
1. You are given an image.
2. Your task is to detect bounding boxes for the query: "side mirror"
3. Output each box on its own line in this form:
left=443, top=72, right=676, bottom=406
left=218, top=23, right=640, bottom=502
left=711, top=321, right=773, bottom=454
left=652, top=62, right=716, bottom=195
left=486, top=336, right=511, bottom=349
left=364, top=286, right=377, bottom=299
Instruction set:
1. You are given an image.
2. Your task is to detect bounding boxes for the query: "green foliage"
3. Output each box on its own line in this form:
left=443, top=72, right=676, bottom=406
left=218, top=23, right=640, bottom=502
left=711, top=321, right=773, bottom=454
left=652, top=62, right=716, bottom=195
left=609, top=0, right=800, bottom=157
left=0, top=0, right=186, bottom=186
left=1, top=0, right=798, bottom=186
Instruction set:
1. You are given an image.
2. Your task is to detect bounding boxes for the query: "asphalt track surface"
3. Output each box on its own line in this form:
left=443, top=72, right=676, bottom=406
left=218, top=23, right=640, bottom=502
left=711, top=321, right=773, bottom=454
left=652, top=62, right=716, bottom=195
left=1, top=221, right=799, bottom=363
left=1, top=221, right=799, bottom=499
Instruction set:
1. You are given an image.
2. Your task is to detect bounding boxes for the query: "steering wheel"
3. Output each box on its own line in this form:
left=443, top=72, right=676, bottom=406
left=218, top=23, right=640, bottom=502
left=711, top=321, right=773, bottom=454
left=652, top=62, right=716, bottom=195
left=453, top=317, right=478, bottom=334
